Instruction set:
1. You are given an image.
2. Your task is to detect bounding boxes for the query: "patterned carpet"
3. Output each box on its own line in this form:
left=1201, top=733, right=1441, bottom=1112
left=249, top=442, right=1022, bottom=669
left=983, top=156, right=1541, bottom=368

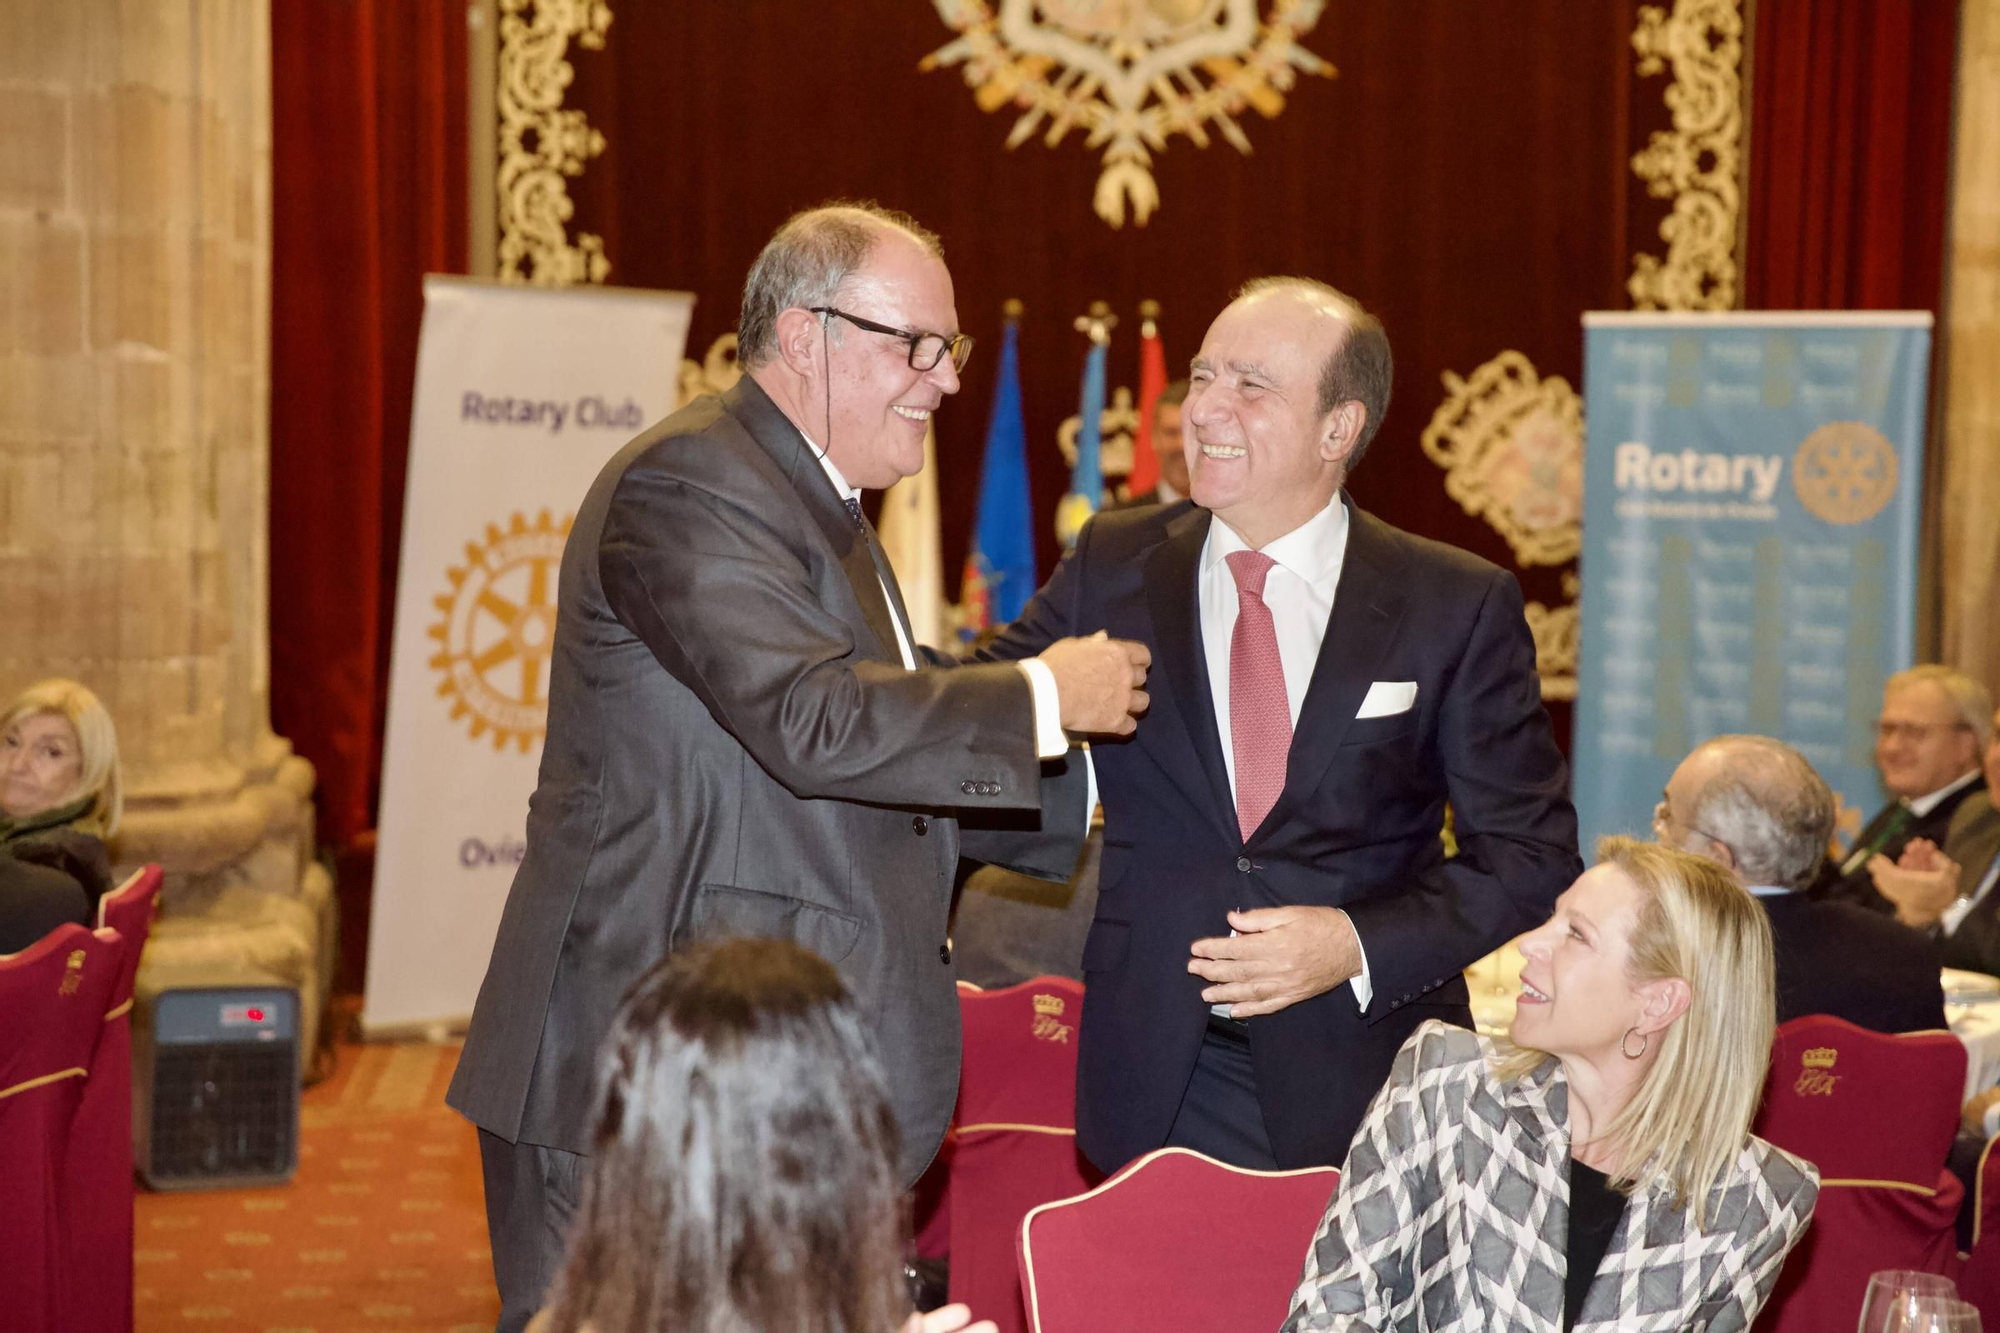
left=135, top=1036, right=499, bottom=1333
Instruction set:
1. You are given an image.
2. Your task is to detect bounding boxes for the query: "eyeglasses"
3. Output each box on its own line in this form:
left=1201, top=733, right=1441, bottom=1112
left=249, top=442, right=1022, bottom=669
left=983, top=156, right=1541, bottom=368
left=1875, top=719, right=1972, bottom=744
left=811, top=307, right=974, bottom=373
left=1652, top=799, right=1738, bottom=861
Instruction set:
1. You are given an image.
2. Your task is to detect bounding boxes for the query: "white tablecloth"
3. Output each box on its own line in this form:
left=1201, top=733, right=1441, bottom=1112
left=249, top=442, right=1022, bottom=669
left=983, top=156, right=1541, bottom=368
left=1464, top=951, right=2000, bottom=1102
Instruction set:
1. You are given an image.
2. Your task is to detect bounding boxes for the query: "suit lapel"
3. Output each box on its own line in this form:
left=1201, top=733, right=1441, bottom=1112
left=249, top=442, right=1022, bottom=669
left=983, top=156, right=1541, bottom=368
left=1142, top=508, right=1237, bottom=840
left=723, top=377, right=904, bottom=665
left=1251, top=501, right=1409, bottom=843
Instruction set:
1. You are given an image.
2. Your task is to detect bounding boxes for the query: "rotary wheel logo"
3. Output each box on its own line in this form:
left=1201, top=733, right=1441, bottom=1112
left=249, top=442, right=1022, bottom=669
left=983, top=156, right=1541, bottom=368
left=429, top=510, right=574, bottom=751
left=1792, top=422, right=1898, bottom=525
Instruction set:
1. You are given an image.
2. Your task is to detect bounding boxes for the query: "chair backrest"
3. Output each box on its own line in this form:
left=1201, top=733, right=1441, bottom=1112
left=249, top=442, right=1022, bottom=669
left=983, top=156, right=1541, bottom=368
left=1749, top=1016, right=1969, bottom=1333
left=945, top=977, right=1095, bottom=1333
left=1754, top=1014, right=1966, bottom=1184
left=0, top=922, right=125, bottom=1333
left=1959, top=1138, right=2000, bottom=1322
left=64, top=863, right=162, bottom=1333
left=1017, top=1147, right=1339, bottom=1333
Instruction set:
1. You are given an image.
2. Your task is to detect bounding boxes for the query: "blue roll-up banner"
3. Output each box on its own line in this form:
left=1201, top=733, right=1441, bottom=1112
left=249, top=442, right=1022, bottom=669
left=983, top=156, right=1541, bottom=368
left=1574, top=312, right=1933, bottom=853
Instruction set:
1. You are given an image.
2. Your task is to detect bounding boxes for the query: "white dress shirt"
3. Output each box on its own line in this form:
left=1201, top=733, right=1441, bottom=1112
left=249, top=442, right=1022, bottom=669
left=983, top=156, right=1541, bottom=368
left=810, top=445, right=1065, bottom=758
left=1909, top=768, right=1982, bottom=819
left=1198, top=496, right=1373, bottom=1010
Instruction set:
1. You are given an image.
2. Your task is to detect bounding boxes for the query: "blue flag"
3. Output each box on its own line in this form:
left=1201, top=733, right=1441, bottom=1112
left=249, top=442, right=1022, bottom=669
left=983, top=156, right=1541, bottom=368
left=1056, top=339, right=1107, bottom=548
left=962, top=321, right=1035, bottom=630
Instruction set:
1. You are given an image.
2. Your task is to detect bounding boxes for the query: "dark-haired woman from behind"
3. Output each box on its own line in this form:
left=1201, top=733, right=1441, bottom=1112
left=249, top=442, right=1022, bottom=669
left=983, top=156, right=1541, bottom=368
left=527, top=936, right=994, bottom=1333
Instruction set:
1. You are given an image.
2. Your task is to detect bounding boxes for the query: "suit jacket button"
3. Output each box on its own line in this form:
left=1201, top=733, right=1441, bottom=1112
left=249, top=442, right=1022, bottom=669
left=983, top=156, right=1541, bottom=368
left=939, top=943, right=952, bottom=964
left=912, top=816, right=929, bottom=836
left=1236, top=856, right=1252, bottom=872
left=960, top=781, right=977, bottom=795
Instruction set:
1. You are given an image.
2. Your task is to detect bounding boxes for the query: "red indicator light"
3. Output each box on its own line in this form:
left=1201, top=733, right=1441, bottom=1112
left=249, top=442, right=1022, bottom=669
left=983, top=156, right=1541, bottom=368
left=246, top=1008, right=265, bottom=1022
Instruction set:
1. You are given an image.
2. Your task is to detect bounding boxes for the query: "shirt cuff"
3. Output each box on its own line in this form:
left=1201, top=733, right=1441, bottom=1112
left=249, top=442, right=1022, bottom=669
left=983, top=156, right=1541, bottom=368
left=1016, top=658, right=1068, bottom=760
left=1348, top=915, right=1373, bottom=1012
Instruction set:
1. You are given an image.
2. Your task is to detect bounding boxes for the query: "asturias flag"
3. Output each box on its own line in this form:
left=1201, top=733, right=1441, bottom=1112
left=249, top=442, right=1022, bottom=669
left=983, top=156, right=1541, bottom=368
left=962, top=319, right=1035, bottom=631
left=1128, top=310, right=1167, bottom=497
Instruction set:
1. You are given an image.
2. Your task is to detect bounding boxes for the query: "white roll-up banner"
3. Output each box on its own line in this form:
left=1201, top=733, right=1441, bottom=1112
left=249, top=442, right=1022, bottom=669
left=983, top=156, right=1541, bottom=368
left=363, top=276, right=693, bottom=1036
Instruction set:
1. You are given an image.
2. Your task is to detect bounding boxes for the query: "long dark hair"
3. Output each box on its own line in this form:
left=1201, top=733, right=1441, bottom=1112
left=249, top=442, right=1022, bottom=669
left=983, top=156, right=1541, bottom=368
left=538, top=938, right=909, bottom=1332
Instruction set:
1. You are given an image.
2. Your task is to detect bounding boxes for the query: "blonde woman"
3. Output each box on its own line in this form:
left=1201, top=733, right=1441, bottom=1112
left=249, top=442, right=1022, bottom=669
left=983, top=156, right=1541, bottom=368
left=1283, top=838, right=1817, bottom=1333
left=0, top=679, right=122, bottom=950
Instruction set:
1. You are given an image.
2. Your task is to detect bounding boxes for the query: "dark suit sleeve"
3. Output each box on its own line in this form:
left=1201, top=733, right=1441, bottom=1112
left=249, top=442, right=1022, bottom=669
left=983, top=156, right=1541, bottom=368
left=1943, top=892, right=2000, bottom=975
left=1342, top=569, right=1581, bottom=1010
left=598, top=464, right=1040, bottom=810
left=977, top=519, right=1090, bottom=662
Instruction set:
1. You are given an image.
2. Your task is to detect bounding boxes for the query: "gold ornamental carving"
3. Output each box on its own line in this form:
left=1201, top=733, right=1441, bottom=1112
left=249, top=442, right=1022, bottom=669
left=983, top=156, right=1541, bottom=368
left=1057, top=384, right=1143, bottom=499
left=921, top=0, right=1335, bottom=228
left=497, top=0, right=612, bottom=286
left=1419, top=351, right=1583, bottom=569
left=677, top=333, right=744, bottom=409
left=1525, top=574, right=1581, bottom=702
left=1629, top=0, right=1743, bottom=311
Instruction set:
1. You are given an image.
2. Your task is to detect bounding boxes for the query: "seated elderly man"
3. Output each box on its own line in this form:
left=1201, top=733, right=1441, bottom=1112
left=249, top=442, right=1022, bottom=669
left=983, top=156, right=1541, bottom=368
left=1657, top=734, right=1946, bottom=1032
left=1869, top=699, right=2000, bottom=976
left=1818, top=666, right=1991, bottom=910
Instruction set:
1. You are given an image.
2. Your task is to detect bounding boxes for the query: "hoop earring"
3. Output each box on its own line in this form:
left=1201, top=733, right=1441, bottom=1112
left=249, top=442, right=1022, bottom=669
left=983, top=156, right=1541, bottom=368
left=1620, top=1027, right=1648, bottom=1060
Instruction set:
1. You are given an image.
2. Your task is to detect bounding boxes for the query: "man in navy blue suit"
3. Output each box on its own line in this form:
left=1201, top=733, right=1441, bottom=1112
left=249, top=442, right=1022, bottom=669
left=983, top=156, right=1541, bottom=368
left=986, top=278, right=1580, bottom=1171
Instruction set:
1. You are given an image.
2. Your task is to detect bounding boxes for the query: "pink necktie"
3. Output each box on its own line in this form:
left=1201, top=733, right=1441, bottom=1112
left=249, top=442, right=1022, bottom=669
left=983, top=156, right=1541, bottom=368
left=1226, top=550, right=1291, bottom=841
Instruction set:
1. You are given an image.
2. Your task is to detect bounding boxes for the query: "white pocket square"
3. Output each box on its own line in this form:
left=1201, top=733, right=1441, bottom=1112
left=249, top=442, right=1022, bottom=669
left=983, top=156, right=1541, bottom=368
left=1356, top=681, right=1417, bottom=719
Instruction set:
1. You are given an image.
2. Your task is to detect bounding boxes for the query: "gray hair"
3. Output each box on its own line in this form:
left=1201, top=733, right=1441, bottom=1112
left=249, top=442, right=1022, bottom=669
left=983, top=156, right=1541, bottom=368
left=1885, top=664, right=1994, bottom=748
left=1685, top=736, right=1835, bottom=891
left=1232, top=276, right=1394, bottom=468
left=737, top=202, right=943, bottom=370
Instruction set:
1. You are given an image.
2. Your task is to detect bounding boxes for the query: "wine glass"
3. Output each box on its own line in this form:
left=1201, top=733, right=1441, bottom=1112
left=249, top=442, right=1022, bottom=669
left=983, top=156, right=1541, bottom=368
left=1899, top=1297, right=1982, bottom=1333
left=1858, top=1271, right=1960, bottom=1333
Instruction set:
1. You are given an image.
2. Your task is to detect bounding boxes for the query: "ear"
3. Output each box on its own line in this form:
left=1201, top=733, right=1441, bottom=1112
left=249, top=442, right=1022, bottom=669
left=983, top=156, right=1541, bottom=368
left=1702, top=835, right=1739, bottom=875
left=772, top=306, right=826, bottom=378
left=1634, top=975, right=1692, bottom=1036
left=1317, top=400, right=1367, bottom=467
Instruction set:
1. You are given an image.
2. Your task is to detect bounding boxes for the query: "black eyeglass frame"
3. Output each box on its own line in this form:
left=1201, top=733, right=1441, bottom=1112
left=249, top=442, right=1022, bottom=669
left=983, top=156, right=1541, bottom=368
left=810, top=306, right=974, bottom=373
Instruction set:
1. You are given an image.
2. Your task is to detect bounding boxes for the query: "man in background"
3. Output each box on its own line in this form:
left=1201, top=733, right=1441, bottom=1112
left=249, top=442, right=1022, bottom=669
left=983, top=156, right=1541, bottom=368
left=1818, top=666, right=1990, bottom=909
left=1658, top=734, right=1946, bottom=1032
left=1868, top=702, right=2000, bottom=975
left=1115, top=379, right=1191, bottom=508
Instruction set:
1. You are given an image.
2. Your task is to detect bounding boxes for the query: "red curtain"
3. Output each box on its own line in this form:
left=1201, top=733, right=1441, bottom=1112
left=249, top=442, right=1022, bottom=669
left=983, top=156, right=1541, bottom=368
left=269, top=1, right=467, bottom=848
left=1744, top=0, right=1959, bottom=310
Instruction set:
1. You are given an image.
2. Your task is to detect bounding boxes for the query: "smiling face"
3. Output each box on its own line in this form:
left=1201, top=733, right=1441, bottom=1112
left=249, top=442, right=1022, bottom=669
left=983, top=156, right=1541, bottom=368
left=0, top=710, right=84, bottom=820
left=815, top=230, right=963, bottom=489
left=1512, top=864, right=1653, bottom=1065
left=1875, top=679, right=1980, bottom=799
left=1183, top=289, right=1355, bottom=548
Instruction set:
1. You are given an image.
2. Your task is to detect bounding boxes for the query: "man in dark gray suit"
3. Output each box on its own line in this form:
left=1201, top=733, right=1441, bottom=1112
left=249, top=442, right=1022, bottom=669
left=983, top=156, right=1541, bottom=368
left=446, top=202, right=1147, bottom=1332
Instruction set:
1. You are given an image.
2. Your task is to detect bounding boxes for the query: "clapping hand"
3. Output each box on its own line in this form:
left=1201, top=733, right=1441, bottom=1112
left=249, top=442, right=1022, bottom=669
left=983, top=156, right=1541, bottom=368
left=1868, top=842, right=1962, bottom=929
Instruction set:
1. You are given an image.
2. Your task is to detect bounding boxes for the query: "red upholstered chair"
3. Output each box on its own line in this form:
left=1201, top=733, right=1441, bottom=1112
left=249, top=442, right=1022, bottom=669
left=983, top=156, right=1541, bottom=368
left=1016, top=1147, right=1339, bottom=1333
left=62, top=864, right=162, bottom=1333
left=944, top=977, right=1097, bottom=1333
left=1960, top=1137, right=2000, bottom=1320
left=0, top=922, right=124, bottom=1333
left=1751, top=1015, right=1969, bottom=1333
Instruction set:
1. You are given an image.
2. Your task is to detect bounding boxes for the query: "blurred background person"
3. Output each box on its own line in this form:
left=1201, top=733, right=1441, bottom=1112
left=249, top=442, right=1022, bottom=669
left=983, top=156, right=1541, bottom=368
left=1114, top=378, right=1191, bottom=508
left=1868, top=699, right=2000, bottom=974
left=528, top=937, right=995, bottom=1333
left=1818, top=666, right=1991, bottom=910
left=0, top=678, right=122, bottom=951
left=1658, top=734, right=1946, bottom=1032
left=1284, top=840, right=1817, bottom=1333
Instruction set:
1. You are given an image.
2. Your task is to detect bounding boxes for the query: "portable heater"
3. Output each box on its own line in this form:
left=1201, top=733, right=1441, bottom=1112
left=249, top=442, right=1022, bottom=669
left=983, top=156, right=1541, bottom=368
left=132, top=968, right=300, bottom=1190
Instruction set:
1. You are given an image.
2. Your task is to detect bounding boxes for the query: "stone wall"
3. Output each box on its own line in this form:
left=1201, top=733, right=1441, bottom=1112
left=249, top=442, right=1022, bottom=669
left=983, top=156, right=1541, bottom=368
left=0, top=3, right=332, bottom=1062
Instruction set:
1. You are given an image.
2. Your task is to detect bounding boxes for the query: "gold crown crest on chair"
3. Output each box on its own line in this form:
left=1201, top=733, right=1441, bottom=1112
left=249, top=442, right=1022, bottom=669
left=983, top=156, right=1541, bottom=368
left=1033, top=993, right=1067, bottom=1017
left=1800, top=1047, right=1838, bottom=1070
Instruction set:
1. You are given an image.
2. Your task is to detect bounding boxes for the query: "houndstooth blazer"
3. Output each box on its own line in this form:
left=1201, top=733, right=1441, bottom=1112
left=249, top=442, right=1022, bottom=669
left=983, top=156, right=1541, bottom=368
left=1282, top=1021, right=1818, bottom=1333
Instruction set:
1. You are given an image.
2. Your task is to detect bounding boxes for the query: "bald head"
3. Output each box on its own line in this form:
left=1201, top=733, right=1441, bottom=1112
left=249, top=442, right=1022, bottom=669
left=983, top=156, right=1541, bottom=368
left=1661, top=735, right=1835, bottom=891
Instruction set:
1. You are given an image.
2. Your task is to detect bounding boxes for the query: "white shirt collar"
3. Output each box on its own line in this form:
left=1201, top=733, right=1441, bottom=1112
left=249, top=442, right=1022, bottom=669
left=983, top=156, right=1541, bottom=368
left=800, top=433, right=859, bottom=502
left=1201, top=492, right=1349, bottom=585
left=1907, top=767, right=1981, bottom=818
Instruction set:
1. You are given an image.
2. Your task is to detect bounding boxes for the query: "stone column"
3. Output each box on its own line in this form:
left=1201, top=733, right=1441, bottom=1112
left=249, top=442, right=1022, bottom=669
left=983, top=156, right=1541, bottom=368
left=1941, top=0, right=2000, bottom=687
left=0, top=3, right=332, bottom=1058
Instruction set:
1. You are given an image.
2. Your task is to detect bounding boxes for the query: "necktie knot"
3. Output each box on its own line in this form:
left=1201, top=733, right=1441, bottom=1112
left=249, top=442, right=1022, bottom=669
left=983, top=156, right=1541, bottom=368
left=842, top=496, right=865, bottom=530
left=1225, top=549, right=1277, bottom=601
